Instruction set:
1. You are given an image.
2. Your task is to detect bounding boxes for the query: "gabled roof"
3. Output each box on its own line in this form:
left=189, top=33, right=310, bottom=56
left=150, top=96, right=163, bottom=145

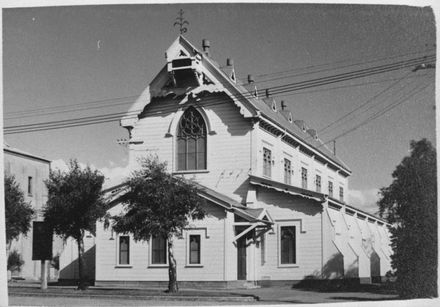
left=103, top=179, right=272, bottom=225
left=121, top=35, right=350, bottom=173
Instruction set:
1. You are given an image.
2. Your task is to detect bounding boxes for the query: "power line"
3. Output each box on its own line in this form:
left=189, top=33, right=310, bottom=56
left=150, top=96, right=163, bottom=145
left=6, top=53, right=434, bottom=124
left=4, top=55, right=434, bottom=134
left=317, top=80, right=433, bottom=147
left=237, top=48, right=435, bottom=81
left=6, top=53, right=434, bottom=119
left=317, top=70, right=414, bottom=136
left=5, top=95, right=138, bottom=116
left=263, top=55, right=434, bottom=94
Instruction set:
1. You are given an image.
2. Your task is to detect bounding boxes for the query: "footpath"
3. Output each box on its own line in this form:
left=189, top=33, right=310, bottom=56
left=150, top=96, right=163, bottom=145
left=8, top=280, right=401, bottom=304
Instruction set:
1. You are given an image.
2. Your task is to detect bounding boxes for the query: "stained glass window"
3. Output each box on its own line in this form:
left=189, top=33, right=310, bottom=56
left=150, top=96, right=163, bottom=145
left=177, top=107, right=207, bottom=170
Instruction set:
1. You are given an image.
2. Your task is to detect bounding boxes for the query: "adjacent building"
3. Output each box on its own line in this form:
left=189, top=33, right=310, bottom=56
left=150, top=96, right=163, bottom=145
left=95, top=36, right=392, bottom=288
left=4, top=143, right=51, bottom=280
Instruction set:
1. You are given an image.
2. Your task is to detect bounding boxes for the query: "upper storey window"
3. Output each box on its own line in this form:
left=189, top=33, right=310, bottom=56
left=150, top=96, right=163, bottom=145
left=328, top=181, right=334, bottom=197
left=263, top=148, right=272, bottom=178
left=301, top=167, right=308, bottom=189
left=177, top=107, right=207, bottom=171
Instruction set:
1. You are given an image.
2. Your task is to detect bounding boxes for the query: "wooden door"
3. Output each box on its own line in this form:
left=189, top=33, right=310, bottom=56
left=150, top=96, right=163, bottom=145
left=237, top=236, right=247, bottom=280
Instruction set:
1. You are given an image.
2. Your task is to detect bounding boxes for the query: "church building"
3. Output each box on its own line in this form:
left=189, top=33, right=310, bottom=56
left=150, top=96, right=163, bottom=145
left=95, top=36, right=392, bottom=288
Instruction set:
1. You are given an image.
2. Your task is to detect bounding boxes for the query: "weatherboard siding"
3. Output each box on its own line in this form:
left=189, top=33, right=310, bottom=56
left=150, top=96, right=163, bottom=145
left=254, top=189, right=323, bottom=280
left=95, top=202, right=229, bottom=282
left=256, top=128, right=348, bottom=197
left=128, top=94, right=252, bottom=204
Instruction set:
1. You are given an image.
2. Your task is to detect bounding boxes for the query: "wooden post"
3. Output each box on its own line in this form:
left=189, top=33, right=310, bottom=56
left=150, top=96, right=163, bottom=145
left=41, top=260, right=47, bottom=290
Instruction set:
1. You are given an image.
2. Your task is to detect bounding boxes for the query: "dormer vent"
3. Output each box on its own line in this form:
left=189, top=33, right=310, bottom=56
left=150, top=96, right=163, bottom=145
left=166, top=53, right=203, bottom=88
left=226, top=58, right=234, bottom=66
left=271, top=100, right=277, bottom=111
left=307, top=129, right=318, bottom=140
left=294, top=120, right=306, bottom=132
left=202, top=39, right=210, bottom=56
left=247, top=74, right=254, bottom=84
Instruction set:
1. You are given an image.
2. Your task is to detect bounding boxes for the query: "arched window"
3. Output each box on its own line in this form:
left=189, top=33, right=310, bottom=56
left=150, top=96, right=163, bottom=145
left=177, top=107, right=207, bottom=170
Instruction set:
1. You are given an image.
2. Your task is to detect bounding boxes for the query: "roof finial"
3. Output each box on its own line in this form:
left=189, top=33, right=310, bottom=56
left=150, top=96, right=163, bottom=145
left=174, top=9, right=189, bottom=35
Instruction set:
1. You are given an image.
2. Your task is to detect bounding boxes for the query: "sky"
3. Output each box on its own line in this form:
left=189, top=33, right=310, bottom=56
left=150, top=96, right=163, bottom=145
left=2, top=2, right=436, bottom=214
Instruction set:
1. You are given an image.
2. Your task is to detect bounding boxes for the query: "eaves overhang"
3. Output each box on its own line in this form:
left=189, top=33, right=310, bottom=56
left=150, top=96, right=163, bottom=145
left=249, top=174, right=326, bottom=203
left=327, top=196, right=389, bottom=225
left=257, top=114, right=352, bottom=176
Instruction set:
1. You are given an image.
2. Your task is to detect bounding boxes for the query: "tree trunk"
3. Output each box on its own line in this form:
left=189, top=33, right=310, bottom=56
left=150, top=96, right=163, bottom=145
left=167, top=238, right=178, bottom=293
left=76, top=233, right=88, bottom=290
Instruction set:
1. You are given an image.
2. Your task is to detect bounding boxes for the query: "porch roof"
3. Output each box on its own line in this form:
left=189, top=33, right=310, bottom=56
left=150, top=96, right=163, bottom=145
left=103, top=179, right=272, bottom=225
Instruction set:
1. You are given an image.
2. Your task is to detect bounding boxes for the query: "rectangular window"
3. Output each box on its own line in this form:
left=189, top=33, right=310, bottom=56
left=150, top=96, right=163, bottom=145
left=328, top=181, right=333, bottom=197
left=189, top=235, right=201, bottom=264
left=280, top=226, right=296, bottom=264
left=27, top=176, right=33, bottom=196
left=339, top=187, right=344, bottom=202
left=301, top=167, right=307, bottom=189
left=284, top=158, right=291, bottom=185
left=263, top=148, right=272, bottom=178
left=152, top=236, right=167, bottom=264
left=119, top=236, right=130, bottom=265
left=315, top=175, right=321, bottom=193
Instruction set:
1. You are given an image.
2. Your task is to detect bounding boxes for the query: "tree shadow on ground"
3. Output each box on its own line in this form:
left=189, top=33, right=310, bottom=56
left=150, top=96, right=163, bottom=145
left=292, top=253, right=397, bottom=295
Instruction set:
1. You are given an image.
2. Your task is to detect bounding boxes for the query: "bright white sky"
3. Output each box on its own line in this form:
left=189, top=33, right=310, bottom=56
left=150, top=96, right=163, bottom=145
left=2, top=2, right=437, bottom=214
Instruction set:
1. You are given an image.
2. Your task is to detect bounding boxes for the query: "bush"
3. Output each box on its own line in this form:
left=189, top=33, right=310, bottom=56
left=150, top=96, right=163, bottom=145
left=51, top=254, right=60, bottom=270
left=7, top=250, right=24, bottom=272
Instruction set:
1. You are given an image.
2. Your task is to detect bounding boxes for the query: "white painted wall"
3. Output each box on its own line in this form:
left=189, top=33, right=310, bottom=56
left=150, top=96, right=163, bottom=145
left=96, top=202, right=232, bottom=282
left=252, top=189, right=323, bottom=281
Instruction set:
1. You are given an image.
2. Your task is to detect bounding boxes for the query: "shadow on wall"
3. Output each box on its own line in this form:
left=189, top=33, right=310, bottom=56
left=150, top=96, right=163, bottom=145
left=370, top=250, right=381, bottom=283
left=59, top=246, right=96, bottom=281
left=293, top=253, right=347, bottom=291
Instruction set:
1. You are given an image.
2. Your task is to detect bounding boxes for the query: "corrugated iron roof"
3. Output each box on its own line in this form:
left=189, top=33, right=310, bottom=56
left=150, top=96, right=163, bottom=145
left=178, top=36, right=350, bottom=173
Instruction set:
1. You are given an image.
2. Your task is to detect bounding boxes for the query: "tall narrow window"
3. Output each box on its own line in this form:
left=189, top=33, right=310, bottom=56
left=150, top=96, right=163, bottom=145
left=119, top=236, right=130, bottom=265
left=301, top=168, right=307, bottom=189
left=339, top=187, right=344, bottom=202
left=284, top=159, right=291, bottom=185
left=152, top=236, right=167, bottom=264
left=263, top=148, right=272, bottom=178
left=189, top=235, right=201, bottom=264
left=328, top=181, right=333, bottom=197
left=27, top=176, right=33, bottom=196
left=280, top=226, right=296, bottom=264
left=315, top=175, right=321, bottom=193
left=177, top=107, right=207, bottom=171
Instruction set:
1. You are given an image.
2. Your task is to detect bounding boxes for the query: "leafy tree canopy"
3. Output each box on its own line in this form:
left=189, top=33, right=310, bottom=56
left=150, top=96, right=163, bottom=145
left=111, top=157, right=206, bottom=241
left=44, top=159, right=106, bottom=241
left=378, top=139, right=437, bottom=298
left=5, top=174, right=34, bottom=244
